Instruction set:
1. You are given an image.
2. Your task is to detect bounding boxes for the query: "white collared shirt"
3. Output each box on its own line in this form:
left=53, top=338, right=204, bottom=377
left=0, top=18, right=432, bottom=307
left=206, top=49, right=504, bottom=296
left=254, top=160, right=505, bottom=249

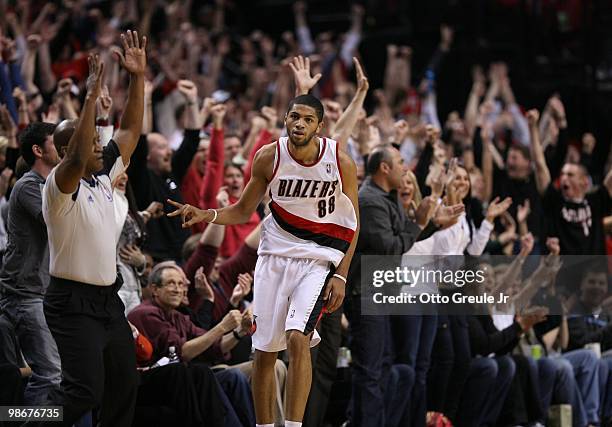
left=43, top=141, right=126, bottom=286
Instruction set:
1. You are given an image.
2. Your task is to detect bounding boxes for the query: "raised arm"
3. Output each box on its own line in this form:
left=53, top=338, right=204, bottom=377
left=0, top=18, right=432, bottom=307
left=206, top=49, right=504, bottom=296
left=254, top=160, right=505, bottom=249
left=490, top=233, right=533, bottom=295
left=333, top=57, right=369, bottom=152
left=169, top=143, right=275, bottom=227
left=111, top=30, right=147, bottom=164
left=199, top=104, right=226, bottom=209
left=527, top=109, right=551, bottom=194
left=481, top=125, right=494, bottom=202
left=289, top=55, right=321, bottom=96
left=54, top=55, right=104, bottom=194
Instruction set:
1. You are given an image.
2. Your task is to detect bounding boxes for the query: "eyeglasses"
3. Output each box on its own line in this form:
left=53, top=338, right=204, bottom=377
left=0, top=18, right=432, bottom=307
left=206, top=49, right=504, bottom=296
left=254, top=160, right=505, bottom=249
left=160, top=280, right=187, bottom=290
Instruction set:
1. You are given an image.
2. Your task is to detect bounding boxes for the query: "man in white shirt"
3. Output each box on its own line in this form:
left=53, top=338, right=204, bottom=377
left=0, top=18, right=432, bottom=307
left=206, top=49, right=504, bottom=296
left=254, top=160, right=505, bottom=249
left=40, top=30, right=146, bottom=427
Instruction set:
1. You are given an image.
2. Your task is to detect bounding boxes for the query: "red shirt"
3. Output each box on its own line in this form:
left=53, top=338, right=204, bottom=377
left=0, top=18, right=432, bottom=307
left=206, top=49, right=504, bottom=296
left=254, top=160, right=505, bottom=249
left=199, top=127, right=263, bottom=257
left=128, top=299, right=226, bottom=363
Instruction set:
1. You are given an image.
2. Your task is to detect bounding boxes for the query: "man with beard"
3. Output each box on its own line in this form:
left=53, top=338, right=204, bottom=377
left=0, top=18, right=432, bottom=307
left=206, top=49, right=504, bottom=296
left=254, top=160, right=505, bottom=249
left=0, top=122, right=60, bottom=405
left=40, top=30, right=145, bottom=426
left=168, top=92, right=360, bottom=427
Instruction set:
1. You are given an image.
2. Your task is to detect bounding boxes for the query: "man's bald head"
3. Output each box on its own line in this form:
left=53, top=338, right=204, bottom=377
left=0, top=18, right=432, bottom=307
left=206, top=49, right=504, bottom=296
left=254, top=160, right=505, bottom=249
left=53, top=119, right=78, bottom=157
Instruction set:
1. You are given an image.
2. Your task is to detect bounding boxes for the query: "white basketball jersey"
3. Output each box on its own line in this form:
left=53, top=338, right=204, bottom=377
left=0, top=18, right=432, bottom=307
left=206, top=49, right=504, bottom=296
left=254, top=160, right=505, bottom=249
left=258, top=137, right=357, bottom=267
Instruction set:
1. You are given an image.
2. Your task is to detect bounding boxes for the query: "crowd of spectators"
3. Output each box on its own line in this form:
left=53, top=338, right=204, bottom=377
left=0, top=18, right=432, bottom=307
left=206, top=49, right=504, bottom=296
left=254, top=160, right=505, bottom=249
left=0, top=0, right=611, bottom=426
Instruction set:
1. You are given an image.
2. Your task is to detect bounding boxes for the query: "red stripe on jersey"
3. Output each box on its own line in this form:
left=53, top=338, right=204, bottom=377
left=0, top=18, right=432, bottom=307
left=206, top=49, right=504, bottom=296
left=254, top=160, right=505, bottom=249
left=336, top=141, right=344, bottom=187
left=270, top=141, right=281, bottom=180
left=270, top=200, right=355, bottom=243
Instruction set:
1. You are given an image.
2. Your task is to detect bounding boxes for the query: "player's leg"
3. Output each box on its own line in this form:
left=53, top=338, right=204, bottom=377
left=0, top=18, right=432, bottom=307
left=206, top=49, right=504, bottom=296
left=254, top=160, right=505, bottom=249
left=252, top=255, right=289, bottom=425
left=285, top=329, right=314, bottom=422
left=253, top=349, right=279, bottom=424
left=284, top=259, right=334, bottom=423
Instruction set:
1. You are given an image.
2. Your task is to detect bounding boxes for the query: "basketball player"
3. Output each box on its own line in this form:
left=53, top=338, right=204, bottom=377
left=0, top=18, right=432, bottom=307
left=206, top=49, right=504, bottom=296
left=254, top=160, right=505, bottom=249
left=168, top=94, right=359, bottom=427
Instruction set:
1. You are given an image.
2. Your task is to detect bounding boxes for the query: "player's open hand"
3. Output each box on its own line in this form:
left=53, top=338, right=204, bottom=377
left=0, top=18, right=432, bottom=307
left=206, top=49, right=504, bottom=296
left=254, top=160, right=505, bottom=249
left=289, top=55, right=321, bottom=95
left=166, top=199, right=212, bottom=228
left=323, top=275, right=345, bottom=314
left=113, top=29, right=147, bottom=75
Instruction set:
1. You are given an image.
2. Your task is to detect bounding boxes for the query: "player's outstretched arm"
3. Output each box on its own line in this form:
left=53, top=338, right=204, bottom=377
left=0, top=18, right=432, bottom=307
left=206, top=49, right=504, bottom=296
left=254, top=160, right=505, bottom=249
left=167, top=143, right=275, bottom=228
left=323, top=150, right=360, bottom=313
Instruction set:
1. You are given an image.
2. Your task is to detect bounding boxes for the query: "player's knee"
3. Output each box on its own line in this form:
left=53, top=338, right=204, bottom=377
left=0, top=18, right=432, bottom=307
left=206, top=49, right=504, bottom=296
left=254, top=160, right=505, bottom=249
left=286, top=329, right=310, bottom=355
left=254, top=349, right=278, bottom=369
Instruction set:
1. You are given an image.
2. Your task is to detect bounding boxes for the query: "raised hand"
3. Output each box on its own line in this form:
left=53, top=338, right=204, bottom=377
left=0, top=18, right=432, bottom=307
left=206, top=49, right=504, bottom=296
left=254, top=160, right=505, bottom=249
left=56, top=78, right=73, bottom=98
left=519, top=232, right=535, bottom=256
left=499, top=211, right=518, bottom=245
left=517, top=306, right=549, bottom=331
left=113, top=30, right=147, bottom=75
left=96, top=85, right=113, bottom=119
left=166, top=199, right=213, bottom=228
left=582, top=133, right=596, bottom=155
left=425, top=124, right=437, bottom=146
left=486, top=196, right=512, bottom=222
left=427, top=163, right=446, bottom=199
left=526, top=109, right=539, bottom=127
left=322, top=100, right=342, bottom=122
left=86, top=54, right=105, bottom=98
left=261, top=106, right=278, bottom=130
left=26, top=34, right=42, bottom=51
left=250, top=115, right=267, bottom=133
left=393, top=120, right=410, bottom=144
left=0, top=104, right=17, bottom=137
left=433, top=203, right=465, bottom=229
left=548, top=97, right=566, bottom=122
left=516, top=199, right=531, bottom=224
left=546, top=237, right=560, bottom=256
left=12, top=87, right=26, bottom=107
left=216, top=186, right=230, bottom=208
left=353, top=57, right=369, bottom=94
left=210, top=103, right=226, bottom=129
left=289, top=55, right=322, bottom=95
left=200, top=97, right=215, bottom=124
left=42, top=104, right=60, bottom=124
left=237, top=273, right=253, bottom=296
left=194, top=266, right=214, bottom=302
left=177, top=80, right=198, bottom=104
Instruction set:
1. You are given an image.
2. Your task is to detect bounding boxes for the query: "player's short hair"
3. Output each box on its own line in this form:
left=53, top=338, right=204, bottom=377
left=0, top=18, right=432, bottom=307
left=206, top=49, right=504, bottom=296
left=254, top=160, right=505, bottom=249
left=366, top=144, right=396, bottom=176
left=20, top=122, right=57, bottom=166
left=287, top=94, right=324, bottom=123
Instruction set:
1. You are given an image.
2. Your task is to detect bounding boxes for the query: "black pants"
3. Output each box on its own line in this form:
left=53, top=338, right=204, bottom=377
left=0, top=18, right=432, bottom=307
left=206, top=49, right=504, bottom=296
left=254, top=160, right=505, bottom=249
left=134, top=363, right=225, bottom=427
left=427, top=315, right=472, bottom=422
left=303, top=306, right=343, bottom=427
left=498, top=354, right=544, bottom=427
left=42, top=276, right=139, bottom=427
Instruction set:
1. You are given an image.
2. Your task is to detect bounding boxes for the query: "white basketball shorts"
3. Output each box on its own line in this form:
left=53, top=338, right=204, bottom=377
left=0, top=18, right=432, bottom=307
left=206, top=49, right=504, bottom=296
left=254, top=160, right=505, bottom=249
left=251, top=254, right=334, bottom=352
